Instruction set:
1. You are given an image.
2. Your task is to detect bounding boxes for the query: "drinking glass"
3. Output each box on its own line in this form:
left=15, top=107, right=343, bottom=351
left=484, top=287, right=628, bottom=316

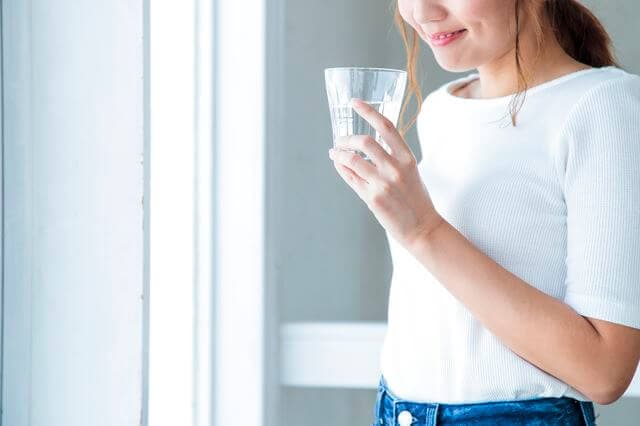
left=324, top=67, right=407, bottom=161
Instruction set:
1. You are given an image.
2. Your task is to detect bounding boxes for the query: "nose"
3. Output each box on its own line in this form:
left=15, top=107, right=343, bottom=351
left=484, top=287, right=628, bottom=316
left=413, top=0, right=445, bottom=25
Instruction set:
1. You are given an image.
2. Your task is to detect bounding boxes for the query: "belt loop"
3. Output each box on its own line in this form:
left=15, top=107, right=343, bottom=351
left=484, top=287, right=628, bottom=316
left=433, top=404, right=439, bottom=426
left=374, top=375, right=386, bottom=423
left=578, top=400, right=596, bottom=425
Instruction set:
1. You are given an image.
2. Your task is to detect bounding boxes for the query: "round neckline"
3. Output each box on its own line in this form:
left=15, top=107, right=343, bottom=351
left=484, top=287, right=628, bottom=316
left=443, top=66, right=615, bottom=105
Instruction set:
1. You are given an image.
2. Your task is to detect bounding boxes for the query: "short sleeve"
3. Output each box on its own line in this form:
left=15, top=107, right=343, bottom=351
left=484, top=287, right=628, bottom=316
left=558, top=74, right=640, bottom=330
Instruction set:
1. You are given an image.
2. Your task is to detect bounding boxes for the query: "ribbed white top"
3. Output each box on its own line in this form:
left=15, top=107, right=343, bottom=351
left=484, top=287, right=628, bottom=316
left=379, top=66, right=640, bottom=404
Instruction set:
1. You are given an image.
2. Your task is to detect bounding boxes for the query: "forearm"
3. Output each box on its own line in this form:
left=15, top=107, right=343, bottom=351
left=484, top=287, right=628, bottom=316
left=406, top=216, right=612, bottom=403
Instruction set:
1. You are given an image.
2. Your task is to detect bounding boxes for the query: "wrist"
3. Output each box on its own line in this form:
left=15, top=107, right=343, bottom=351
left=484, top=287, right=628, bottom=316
left=406, top=214, right=446, bottom=252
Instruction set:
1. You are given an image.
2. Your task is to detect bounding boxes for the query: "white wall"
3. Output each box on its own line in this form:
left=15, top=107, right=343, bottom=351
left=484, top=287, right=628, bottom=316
left=1, top=1, right=145, bottom=425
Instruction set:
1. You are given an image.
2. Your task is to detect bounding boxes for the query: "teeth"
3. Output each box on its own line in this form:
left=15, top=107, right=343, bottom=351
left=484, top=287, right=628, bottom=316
left=436, top=30, right=462, bottom=39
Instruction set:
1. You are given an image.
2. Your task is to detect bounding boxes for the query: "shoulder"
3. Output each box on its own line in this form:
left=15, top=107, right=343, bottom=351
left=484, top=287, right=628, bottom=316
left=553, top=68, right=640, bottom=184
left=561, top=68, right=640, bottom=137
left=566, top=68, right=640, bottom=119
left=554, top=69, right=640, bottom=182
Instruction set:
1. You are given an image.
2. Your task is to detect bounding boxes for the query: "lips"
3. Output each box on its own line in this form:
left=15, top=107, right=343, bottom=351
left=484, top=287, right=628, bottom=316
left=429, top=29, right=466, bottom=40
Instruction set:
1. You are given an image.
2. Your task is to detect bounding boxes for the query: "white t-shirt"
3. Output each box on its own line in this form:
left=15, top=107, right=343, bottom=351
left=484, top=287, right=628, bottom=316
left=379, top=65, right=640, bottom=404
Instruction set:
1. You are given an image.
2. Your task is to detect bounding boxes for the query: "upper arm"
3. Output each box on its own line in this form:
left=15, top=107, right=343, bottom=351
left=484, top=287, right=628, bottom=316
left=559, top=75, right=640, bottom=330
left=557, top=75, right=640, bottom=404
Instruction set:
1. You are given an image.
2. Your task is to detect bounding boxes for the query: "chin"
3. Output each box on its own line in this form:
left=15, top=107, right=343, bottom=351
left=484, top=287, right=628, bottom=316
left=433, top=57, right=476, bottom=73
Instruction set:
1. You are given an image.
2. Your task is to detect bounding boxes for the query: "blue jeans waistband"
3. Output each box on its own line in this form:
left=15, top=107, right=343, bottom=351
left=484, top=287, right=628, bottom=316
left=373, top=374, right=597, bottom=425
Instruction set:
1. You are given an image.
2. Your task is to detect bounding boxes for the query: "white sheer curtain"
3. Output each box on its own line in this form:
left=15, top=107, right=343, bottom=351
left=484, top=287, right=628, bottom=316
left=2, top=1, right=144, bottom=425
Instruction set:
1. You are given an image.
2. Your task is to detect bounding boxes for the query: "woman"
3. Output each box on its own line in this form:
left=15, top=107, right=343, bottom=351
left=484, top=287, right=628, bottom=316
left=328, top=1, right=640, bottom=425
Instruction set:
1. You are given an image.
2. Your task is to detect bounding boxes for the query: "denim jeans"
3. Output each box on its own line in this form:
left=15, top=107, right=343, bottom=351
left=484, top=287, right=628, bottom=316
left=372, top=374, right=597, bottom=425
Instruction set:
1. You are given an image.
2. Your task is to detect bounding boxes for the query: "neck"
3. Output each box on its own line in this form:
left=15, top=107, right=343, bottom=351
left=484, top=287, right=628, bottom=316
left=474, top=29, right=589, bottom=99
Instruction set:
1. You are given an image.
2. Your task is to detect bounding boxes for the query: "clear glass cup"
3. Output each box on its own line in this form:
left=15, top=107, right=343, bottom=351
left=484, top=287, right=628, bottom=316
left=324, top=67, right=407, bottom=161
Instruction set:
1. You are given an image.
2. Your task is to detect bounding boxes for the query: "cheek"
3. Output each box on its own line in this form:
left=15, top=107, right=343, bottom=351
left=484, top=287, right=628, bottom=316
left=459, top=0, right=517, bottom=50
left=461, top=0, right=494, bottom=17
left=397, top=0, right=419, bottom=30
left=469, top=0, right=517, bottom=34
left=453, top=0, right=514, bottom=33
left=462, top=0, right=512, bottom=16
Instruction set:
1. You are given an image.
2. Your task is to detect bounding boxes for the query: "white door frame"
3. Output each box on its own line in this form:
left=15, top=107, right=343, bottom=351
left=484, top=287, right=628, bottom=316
left=147, top=0, right=282, bottom=425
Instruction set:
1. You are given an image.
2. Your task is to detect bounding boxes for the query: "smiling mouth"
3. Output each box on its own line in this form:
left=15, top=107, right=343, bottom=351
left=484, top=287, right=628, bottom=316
left=429, top=29, right=467, bottom=40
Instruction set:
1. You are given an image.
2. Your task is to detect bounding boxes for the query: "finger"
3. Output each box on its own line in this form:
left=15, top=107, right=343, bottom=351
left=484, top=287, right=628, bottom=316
left=333, top=160, right=368, bottom=195
left=350, top=98, right=411, bottom=162
left=330, top=144, right=378, bottom=184
left=335, top=135, right=396, bottom=178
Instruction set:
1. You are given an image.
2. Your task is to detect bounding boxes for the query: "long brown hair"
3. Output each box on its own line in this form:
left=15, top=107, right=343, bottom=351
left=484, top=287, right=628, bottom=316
left=393, top=0, right=621, bottom=133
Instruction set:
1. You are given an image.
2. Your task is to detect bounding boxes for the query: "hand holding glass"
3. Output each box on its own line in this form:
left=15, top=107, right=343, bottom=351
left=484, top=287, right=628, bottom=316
left=324, top=67, right=407, bottom=161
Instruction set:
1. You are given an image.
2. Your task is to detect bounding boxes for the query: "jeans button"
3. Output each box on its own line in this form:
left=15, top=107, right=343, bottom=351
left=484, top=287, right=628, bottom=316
left=398, top=410, right=413, bottom=425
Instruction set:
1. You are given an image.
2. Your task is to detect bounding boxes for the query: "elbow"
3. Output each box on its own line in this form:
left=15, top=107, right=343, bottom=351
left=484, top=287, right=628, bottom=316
left=588, top=388, right=622, bottom=405
left=588, top=387, right=624, bottom=406
left=586, top=376, right=632, bottom=405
